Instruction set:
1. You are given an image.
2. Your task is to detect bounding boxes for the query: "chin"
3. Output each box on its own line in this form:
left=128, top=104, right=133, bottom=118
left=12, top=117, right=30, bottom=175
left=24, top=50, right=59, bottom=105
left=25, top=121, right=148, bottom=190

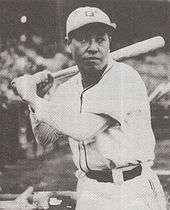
left=85, top=64, right=100, bottom=71
left=84, top=61, right=100, bottom=68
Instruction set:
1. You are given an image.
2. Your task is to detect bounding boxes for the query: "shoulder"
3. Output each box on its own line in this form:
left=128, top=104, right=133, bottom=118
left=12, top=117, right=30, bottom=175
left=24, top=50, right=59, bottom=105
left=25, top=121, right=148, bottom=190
left=109, top=61, right=142, bottom=81
left=104, top=61, right=145, bottom=89
left=98, top=61, right=148, bottom=100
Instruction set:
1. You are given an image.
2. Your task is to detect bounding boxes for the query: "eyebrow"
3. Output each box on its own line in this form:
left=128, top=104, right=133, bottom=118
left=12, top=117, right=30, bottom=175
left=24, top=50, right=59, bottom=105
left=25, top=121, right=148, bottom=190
left=79, top=31, right=106, bottom=37
left=69, top=28, right=108, bottom=40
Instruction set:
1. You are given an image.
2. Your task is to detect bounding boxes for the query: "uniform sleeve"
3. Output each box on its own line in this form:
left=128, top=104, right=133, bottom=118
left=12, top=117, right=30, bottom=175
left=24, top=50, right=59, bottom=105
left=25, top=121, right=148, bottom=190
left=29, top=106, right=62, bottom=146
left=28, top=83, right=67, bottom=146
left=122, top=65, right=150, bottom=113
left=82, top=63, right=150, bottom=125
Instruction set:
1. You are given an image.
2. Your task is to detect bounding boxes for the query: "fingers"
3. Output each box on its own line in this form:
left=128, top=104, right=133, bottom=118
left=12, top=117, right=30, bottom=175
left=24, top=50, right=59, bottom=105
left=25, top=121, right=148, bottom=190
left=33, top=70, right=54, bottom=84
left=15, top=186, right=33, bottom=202
left=37, top=82, right=53, bottom=97
left=37, top=72, right=54, bottom=90
left=11, top=70, right=54, bottom=99
left=11, top=75, right=37, bottom=102
left=36, top=70, right=54, bottom=97
left=15, top=186, right=37, bottom=209
left=11, top=70, right=53, bottom=90
left=11, top=75, right=30, bottom=98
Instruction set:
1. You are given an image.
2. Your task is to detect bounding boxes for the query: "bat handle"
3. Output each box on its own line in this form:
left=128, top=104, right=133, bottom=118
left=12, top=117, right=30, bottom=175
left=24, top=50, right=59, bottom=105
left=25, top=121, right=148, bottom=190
left=9, top=73, right=54, bottom=97
left=36, top=73, right=54, bottom=97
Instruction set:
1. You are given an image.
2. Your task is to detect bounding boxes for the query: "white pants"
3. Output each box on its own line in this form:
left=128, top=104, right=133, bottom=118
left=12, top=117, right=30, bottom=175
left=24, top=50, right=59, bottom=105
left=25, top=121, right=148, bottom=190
left=76, top=167, right=166, bottom=210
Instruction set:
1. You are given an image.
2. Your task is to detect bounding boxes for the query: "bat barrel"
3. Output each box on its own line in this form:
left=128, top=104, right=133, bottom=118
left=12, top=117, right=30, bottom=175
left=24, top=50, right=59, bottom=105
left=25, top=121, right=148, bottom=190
left=10, top=36, right=165, bottom=94
left=111, top=36, right=165, bottom=61
left=52, top=36, right=165, bottom=80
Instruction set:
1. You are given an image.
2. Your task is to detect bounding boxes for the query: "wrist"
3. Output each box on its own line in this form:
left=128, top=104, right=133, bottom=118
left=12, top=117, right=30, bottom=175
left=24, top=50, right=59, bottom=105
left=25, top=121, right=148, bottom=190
left=28, top=95, right=42, bottom=111
left=0, top=201, right=19, bottom=208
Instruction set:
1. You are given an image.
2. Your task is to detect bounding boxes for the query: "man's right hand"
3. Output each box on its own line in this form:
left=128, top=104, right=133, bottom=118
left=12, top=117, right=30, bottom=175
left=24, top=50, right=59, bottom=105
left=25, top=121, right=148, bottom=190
left=11, top=70, right=54, bottom=102
left=36, top=73, right=54, bottom=97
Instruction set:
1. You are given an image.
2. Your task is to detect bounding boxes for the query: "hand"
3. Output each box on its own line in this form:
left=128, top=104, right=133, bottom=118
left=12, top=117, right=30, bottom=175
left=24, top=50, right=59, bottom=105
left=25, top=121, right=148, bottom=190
left=11, top=70, right=53, bottom=103
left=11, top=74, right=38, bottom=104
left=0, top=187, right=37, bottom=209
left=14, top=186, right=36, bottom=209
left=36, top=73, right=54, bottom=97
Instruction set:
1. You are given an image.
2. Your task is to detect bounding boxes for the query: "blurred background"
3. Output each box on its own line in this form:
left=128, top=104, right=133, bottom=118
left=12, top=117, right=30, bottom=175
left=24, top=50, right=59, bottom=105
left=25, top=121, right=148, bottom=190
left=0, top=0, right=170, bottom=209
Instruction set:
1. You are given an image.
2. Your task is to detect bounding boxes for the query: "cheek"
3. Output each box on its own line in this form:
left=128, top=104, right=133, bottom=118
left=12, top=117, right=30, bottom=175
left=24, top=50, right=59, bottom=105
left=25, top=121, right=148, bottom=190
left=101, top=44, right=110, bottom=57
left=70, top=45, right=84, bottom=61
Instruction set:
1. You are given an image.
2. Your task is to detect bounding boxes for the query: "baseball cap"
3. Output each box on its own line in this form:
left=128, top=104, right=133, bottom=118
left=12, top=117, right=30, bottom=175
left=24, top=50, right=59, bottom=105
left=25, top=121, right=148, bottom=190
left=66, top=7, right=117, bottom=37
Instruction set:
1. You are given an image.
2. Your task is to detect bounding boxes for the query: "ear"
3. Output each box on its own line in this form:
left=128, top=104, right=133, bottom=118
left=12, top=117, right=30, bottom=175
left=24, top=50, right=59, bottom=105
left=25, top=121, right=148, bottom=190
left=65, top=36, right=72, bottom=45
left=108, top=35, right=112, bottom=48
left=65, top=37, right=72, bottom=53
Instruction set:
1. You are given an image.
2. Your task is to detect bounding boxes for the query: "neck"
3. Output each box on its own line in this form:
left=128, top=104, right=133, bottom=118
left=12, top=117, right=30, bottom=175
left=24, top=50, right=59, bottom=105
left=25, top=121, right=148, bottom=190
left=80, top=65, right=107, bottom=89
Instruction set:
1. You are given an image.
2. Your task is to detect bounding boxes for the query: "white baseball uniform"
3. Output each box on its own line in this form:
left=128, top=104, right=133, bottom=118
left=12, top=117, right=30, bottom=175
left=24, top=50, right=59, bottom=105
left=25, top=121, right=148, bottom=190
left=30, top=58, right=166, bottom=210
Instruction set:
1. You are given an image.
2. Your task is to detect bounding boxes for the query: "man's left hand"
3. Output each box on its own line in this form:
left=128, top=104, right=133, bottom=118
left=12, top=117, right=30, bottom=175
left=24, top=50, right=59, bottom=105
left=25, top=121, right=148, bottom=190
left=14, top=186, right=36, bottom=209
left=0, top=187, right=37, bottom=210
left=11, top=70, right=53, bottom=103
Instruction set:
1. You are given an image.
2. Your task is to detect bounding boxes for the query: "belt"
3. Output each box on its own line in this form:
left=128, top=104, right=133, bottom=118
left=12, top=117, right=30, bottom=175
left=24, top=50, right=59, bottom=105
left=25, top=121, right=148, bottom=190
left=85, top=164, right=142, bottom=183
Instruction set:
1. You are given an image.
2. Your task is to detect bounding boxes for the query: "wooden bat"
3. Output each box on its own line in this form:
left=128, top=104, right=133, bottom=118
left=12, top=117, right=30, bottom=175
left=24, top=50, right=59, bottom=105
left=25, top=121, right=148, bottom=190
left=10, top=36, right=165, bottom=94
left=51, top=36, right=165, bottom=80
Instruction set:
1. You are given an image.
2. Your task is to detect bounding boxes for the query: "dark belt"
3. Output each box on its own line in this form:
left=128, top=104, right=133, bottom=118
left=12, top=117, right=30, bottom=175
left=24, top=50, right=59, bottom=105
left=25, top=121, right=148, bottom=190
left=85, top=164, right=142, bottom=183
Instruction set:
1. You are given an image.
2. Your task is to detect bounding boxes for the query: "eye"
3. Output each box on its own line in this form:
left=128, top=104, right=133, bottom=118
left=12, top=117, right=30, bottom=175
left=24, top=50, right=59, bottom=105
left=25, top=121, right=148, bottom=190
left=96, top=37, right=105, bottom=44
left=79, top=38, right=87, bottom=43
left=75, top=34, right=88, bottom=43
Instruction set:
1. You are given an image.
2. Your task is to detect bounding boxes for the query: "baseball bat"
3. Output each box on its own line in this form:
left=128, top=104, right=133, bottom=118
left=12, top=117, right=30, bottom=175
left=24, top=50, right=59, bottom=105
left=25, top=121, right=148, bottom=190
left=51, top=36, right=165, bottom=80
left=10, top=36, right=165, bottom=93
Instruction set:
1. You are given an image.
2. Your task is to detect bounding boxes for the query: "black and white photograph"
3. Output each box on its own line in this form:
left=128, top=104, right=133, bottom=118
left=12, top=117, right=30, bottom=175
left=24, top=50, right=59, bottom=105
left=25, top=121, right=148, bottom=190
left=0, top=0, right=169, bottom=209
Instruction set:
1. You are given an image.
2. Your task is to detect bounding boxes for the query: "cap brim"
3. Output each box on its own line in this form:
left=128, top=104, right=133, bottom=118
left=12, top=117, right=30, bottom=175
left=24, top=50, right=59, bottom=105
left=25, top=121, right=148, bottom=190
left=67, top=22, right=117, bottom=37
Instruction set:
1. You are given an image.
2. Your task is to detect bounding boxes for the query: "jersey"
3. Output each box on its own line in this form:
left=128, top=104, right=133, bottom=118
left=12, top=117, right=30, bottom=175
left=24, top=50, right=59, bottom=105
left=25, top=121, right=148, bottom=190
left=31, top=58, right=156, bottom=176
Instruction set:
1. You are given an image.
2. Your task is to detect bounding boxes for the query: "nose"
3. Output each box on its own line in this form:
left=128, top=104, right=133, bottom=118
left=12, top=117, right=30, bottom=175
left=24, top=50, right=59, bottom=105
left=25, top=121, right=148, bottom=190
left=87, top=39, right=98, bottom=54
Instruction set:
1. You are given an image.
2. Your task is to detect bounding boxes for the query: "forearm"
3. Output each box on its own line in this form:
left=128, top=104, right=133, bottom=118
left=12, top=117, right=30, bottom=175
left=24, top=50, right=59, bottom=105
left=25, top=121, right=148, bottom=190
left=0, top=201, right=20, bottom=209
left=29, top=107, right=62, bottom=146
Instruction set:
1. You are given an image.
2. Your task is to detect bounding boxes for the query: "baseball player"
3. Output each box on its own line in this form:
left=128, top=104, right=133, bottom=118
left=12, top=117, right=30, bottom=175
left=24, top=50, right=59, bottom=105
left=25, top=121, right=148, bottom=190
left=13, top=7, right=166, bottom=210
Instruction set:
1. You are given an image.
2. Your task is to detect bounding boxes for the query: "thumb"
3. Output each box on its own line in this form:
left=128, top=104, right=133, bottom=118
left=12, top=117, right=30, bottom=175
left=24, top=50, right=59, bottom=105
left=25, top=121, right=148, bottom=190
left=16, top=186, right=34, bottom=202
left=33, top=70, right=53, bottom=84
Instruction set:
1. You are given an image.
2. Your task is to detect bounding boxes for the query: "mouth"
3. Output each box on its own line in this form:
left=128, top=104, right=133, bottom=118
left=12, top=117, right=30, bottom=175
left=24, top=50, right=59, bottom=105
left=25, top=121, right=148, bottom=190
left=84, top=57, right=100, bottom=61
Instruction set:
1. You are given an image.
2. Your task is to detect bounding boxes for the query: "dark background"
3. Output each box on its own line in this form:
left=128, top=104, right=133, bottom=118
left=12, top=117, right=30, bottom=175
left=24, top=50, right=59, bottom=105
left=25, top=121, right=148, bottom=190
left=0, top=0, right=169, bottom=55
left=0, top=1, right=170, bottom=209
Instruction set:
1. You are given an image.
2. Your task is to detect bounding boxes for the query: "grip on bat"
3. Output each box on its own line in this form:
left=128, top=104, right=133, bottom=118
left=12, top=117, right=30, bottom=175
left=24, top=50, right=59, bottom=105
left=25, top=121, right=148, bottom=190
left=51, top=36, right=165, bottom=80
left=10, top=73, right=54, bottom=97
left=36, top=73, right=54, bottom=97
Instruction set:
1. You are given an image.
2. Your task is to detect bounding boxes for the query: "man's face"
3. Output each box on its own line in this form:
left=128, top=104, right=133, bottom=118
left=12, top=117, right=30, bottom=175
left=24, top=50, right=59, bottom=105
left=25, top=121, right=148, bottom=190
left=68, top=24, right=111, bottom=72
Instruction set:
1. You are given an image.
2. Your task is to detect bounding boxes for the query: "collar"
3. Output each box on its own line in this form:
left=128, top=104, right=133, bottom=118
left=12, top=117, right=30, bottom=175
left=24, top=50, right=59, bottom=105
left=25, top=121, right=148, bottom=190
left=102, top=55, right=115, bottom=76
left=72, top=55, right=115, bottom=93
